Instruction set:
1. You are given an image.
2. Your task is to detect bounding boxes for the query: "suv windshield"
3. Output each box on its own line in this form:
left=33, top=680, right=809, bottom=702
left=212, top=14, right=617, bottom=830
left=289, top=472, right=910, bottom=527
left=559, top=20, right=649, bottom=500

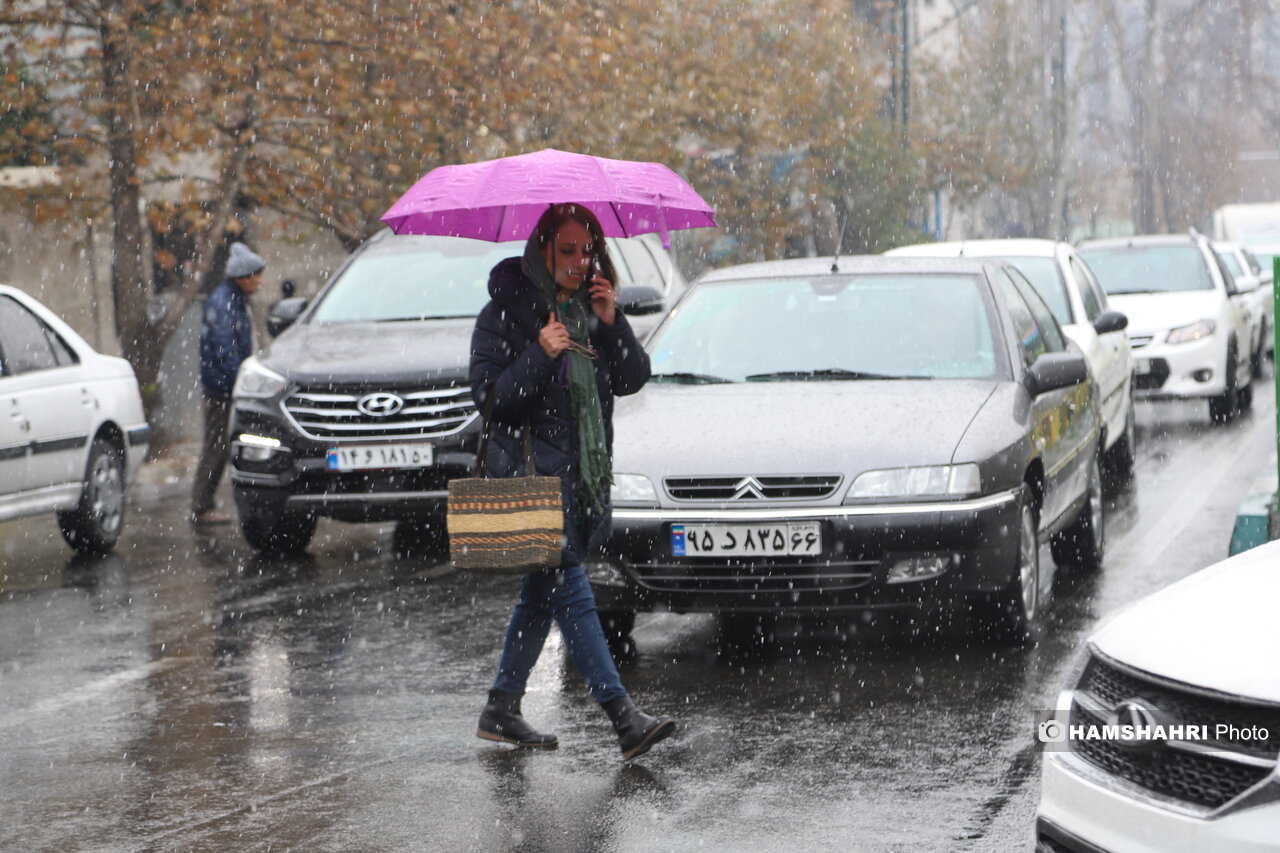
left=648, top=274, right=999, bottom=382
left=310, top=234, right=522, bottom=322
left=1080, top=245, right=1213, bottom=294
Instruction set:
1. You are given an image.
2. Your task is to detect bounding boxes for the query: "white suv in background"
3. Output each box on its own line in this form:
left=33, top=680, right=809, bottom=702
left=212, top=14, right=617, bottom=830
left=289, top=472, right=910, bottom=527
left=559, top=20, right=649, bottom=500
left=1078, top=233, right=1254, bottom=424
left=887, top=239, right=1136, bottom=481
left=1214, top=241, right=1272, bottom=377
left=0, top=286, right=150, bottom=553
left=1037, top=539, right=1280, bottom=852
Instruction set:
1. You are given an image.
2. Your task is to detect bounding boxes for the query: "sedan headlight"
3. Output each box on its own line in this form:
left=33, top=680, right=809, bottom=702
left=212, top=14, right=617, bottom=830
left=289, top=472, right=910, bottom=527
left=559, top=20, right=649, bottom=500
left=845, top=464, right=981, bottom=502
left=1165, top=319, right=1215, bottom=344
left=611, top=473, right=658, bottom=505
left=233, top=356, right=288, bottom=399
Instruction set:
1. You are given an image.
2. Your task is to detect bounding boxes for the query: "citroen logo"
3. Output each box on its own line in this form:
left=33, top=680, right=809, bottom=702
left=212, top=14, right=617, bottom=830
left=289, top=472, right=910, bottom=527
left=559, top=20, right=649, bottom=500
left=732, top=477, right=766, bottom=500
left=357, top=392, right=404, bottom=417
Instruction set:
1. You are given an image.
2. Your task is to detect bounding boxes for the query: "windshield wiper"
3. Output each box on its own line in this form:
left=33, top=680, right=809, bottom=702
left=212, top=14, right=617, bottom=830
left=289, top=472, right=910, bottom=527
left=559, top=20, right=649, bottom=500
left=745, top=369, right=920, bottom=382
left=648, top=372, right=733, bottom=385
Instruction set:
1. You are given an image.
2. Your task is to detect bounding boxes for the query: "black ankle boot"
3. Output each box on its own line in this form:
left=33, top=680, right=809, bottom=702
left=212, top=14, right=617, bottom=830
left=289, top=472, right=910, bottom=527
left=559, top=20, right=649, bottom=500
left=602, top=695, right=675, bottom=760
left=477, top=689, right=558, bottom=748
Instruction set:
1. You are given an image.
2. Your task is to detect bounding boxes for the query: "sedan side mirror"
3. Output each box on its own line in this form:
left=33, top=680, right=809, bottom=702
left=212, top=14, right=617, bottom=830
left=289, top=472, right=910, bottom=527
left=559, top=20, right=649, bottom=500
left=267, top=297, right=308, bottom=337
left=1092, top=309, right=1128, bottom=336
left=618, top=285, right=665, bottom=316
left=1025, top=352, right=1088, bottom=396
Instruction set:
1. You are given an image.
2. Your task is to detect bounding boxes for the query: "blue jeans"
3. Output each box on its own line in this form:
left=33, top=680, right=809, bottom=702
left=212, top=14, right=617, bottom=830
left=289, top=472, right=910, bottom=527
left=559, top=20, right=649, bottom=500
left=492, top=565, right=627, bottom=704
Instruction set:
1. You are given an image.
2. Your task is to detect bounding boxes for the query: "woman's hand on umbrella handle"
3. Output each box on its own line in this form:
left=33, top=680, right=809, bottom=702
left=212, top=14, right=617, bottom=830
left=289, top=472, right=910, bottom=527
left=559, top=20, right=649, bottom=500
left=539, top=312, right=569, bottom=358
left=588, top=276, right=616, bottom=325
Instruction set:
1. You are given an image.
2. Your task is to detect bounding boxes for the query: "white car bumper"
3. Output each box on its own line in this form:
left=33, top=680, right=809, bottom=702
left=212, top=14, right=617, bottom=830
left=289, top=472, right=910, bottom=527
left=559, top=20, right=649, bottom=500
left=1038, top=748, right=1280, bottom=853
left=1130, top=334, right=1227, bottom=399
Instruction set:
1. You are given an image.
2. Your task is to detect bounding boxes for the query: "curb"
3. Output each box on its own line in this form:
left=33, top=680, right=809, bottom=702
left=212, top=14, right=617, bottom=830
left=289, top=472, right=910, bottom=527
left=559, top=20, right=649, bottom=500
left=1229, top=464, right=1278, bottom=556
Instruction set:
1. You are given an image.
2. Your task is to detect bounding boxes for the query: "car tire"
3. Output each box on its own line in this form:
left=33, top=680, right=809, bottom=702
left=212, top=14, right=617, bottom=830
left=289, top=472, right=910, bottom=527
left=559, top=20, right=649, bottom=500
left=1104, top=397, right=1137, bottom=489
left=58, top=438, right=126, bottom=555
left=598, top=609, right=637, bottom=660
left=392, top=517, right=448, bottom=558
left=1209, top=345, right=1239, bottom=424
left=1051, top=454, right=1105, bottom=572
left=715, top=613, right=776, bottom=658
left=240, top=509, right=317, bottom=554
left=975, top=488, right=1041, bottom=644
left=1251, top=321, right=1267, bottom=378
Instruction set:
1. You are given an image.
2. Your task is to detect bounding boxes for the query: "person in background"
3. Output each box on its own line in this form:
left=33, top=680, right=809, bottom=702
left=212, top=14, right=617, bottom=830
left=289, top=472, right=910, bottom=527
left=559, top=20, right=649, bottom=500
left=469, top=203, right=676, bottom=760
left=192, top=242, right=264, bottom=525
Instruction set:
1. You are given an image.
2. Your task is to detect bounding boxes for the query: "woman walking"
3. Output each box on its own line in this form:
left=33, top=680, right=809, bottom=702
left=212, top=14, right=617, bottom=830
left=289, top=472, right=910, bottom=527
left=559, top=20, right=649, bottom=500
left=469, top=203, right=675, bottom=760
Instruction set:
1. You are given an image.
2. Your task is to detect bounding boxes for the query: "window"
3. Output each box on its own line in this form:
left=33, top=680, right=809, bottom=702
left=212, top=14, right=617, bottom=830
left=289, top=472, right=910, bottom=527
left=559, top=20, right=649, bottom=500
left=0, top=296, right=62, bottom=375
left=1069, top=256, right=1103, bottom=322
left=995, top=271, right=1050, bottom=365
left=1008, top=269, right=1066, bottom=352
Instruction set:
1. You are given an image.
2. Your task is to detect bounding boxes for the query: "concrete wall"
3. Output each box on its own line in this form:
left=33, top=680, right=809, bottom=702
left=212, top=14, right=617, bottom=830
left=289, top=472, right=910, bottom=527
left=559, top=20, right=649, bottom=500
left=0, top=201, right=351, bottom=442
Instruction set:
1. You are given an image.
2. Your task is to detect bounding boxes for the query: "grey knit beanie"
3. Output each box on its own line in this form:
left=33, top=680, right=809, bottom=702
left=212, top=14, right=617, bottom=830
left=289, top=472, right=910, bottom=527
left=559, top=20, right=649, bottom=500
left=225, top=242, right=265, bottom=279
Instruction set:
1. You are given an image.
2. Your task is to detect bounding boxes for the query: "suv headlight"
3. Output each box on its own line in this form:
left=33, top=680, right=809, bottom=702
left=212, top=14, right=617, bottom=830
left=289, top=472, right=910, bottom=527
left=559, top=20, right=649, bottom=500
left=233, top=356, right=288, bottom=399
left=1166, top=319, right=1215, bottom=344
left=845, top=464, right=981, bottom=502
left=611, top=473, right=658, bottom=505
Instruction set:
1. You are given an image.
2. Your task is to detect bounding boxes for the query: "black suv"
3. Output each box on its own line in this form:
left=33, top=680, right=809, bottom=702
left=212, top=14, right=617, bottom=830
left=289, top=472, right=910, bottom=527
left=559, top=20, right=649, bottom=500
left=228, top=230, right=684, bottom=552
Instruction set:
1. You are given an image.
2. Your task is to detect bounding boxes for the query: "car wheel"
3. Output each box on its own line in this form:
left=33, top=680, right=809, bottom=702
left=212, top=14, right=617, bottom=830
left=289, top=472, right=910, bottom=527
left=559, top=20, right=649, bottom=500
left=715, top=613, right=776, bottom=658
left=976, top=489, right=1040, bottom=643
left=1051, top=455, right=1105, bottom=572
left=1251, top=321, right=1266, bottom=378
left=240, top=509, right=317, bottom=554
left=1208, top=345, right=1239, bottom=424
left=598, top=609, right=637, bottom=660
left=392, top=517, right=448, bottom=558
left=1104, top=397, right=1137, bottom=489
left=58, top=438, right=126, bottom=555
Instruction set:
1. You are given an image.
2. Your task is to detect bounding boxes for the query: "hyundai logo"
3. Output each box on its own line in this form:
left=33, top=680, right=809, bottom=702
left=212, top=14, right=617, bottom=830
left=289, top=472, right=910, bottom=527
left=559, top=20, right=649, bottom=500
left=357, top=392, right=405, bottom=417
left=1106, top=698, right=1165, bottom=752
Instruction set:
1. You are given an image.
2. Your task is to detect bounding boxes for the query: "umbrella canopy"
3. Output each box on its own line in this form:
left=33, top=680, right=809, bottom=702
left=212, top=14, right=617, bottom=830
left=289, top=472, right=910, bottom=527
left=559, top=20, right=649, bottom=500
left=380, top=148, right=715, bottom=248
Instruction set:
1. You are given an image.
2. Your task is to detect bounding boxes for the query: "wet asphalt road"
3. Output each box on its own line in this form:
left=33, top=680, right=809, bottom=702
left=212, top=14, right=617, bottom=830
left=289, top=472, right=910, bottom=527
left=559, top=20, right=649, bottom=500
left=1, top=380, right=1276, bottom=853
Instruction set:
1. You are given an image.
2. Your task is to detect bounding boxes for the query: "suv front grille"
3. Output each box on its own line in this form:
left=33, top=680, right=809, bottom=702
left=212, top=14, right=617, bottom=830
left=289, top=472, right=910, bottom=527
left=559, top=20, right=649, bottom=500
left=283, top=385, right=477, bottom=441
left=1068, top=654, right=1280, bottom=811
left=665, top=475, right=842, bottom=501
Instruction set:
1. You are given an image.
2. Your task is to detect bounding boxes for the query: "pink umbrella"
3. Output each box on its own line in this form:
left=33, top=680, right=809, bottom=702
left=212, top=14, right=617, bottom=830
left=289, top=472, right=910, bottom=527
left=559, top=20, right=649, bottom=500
left=380, top=148, right=715, bottom=249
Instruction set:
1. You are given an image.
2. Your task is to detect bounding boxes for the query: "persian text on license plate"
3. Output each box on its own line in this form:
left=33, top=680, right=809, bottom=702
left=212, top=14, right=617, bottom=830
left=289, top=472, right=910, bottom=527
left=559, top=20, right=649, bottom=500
left=327, top=443, right=434, bottom=471
left=671, top=522, right=821, bottom=557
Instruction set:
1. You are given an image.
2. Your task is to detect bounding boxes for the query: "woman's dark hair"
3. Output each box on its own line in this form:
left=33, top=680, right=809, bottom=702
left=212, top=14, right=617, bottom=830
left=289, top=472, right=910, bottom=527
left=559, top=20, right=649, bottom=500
left=530, top=203, right=618, bottom=290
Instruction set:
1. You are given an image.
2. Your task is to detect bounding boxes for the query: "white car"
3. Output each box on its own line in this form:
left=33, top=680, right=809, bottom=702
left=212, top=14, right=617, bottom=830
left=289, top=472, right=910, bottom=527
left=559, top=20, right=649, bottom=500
left=0, top=285, right=150, bottom=553
left=1079, top=233, right=1254, bottom=424
left=1214, top=240, right=1273, bottom=376
left=887, top=239, right=1136, bottom=479
left=1037, top=539, right=1280, bottom=853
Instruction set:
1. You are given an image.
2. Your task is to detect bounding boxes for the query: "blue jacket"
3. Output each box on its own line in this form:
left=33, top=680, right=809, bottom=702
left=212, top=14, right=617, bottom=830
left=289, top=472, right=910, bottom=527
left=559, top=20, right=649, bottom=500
left=469, top=257, right=650, bottom=567
left=200, top=279, right=254, bottom=400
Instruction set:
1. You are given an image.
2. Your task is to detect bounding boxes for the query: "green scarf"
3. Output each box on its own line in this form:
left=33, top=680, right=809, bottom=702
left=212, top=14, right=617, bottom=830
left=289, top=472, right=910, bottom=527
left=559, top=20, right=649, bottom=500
left=522, top=241, right=611, bottom=517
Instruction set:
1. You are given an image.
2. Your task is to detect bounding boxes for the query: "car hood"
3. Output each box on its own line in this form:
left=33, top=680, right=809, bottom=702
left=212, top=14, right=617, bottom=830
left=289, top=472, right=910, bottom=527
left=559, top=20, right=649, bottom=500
left=612, top=380, right=998, bottom=491
left=1106, top=291, right=1220, bottom=335
left=1090, top=540, right=1280, bottom=703
left=261, top=319, right=474, bottom=385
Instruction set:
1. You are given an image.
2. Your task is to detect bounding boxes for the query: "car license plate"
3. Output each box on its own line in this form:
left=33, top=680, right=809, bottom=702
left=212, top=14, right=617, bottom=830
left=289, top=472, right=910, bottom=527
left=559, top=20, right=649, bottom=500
left=327, top=443, right=434, bottom=471
left=671, top=522, right=821, bottom=557
left=1134, top=359, right=1152, bottom=376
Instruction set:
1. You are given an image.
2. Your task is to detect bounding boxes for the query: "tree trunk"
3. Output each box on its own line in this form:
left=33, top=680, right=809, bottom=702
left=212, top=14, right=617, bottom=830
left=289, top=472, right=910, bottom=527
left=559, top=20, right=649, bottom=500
left=99, top=3, right=153, bottom=405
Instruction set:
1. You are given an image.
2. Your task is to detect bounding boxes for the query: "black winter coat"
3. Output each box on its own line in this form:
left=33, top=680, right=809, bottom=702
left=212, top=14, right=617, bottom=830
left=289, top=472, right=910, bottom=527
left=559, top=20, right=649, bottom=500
left=469, top=257, right=650, bottom=567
